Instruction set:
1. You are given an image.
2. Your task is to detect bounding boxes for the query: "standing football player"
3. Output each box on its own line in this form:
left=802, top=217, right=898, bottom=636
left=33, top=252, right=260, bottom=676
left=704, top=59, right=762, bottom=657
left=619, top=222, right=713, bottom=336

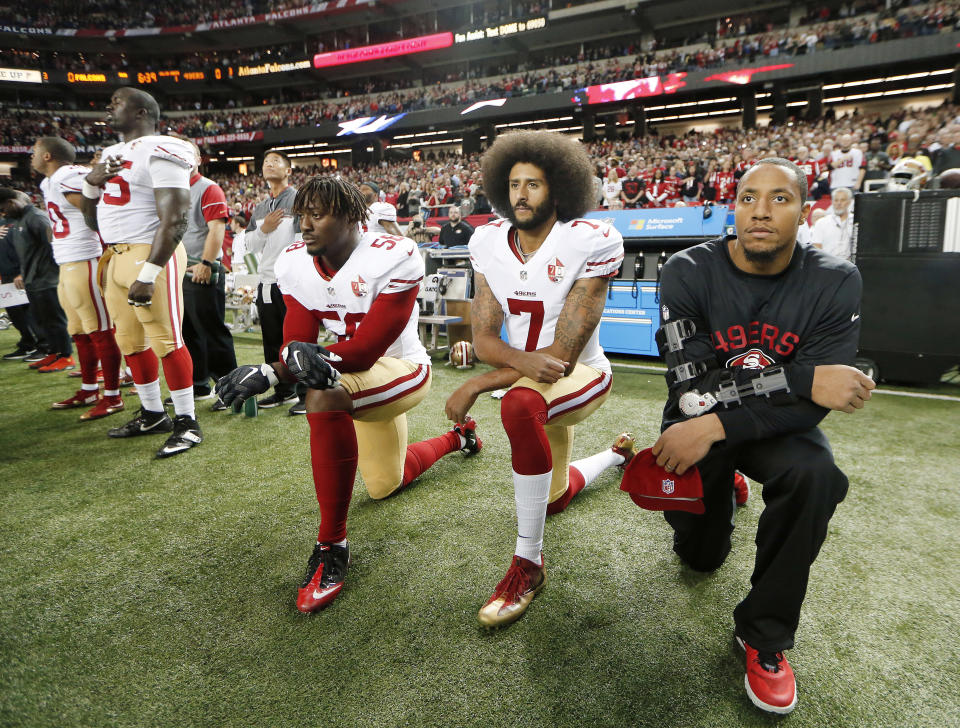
left=33, top=136, right=125, bottom=420
left=216, top=177, right=481, bottom=613
left=80, top=88, right=200, bottom=457
left=443, top=131, right=627, bottom=628
left=652, top=158, right=874, bottom=714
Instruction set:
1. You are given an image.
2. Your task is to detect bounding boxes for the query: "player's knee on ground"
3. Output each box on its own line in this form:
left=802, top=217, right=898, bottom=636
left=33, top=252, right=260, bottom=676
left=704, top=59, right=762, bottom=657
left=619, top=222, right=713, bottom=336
left=665, top=510, right=733, bottom=572
left=364, top=475, right=404, bottom=500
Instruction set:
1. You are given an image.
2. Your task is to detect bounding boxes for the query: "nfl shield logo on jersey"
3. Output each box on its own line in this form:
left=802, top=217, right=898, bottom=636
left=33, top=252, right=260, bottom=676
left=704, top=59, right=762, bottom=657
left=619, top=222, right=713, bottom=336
left=547, top=258, right=565, bottom=283
left=351, top=276, right=368, bottom=297
left=661, top=478, right=675, bottom=494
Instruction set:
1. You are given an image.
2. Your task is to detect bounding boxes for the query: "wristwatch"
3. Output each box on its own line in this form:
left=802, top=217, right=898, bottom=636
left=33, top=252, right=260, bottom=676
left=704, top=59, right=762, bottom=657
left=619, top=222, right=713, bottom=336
left=201, top=259, right=214, bottom=268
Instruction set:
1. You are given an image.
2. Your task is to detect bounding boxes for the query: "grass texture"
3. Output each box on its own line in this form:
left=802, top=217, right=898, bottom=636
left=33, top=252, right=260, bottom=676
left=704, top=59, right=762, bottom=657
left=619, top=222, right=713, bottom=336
left=1, top=326, right=958, bottom=728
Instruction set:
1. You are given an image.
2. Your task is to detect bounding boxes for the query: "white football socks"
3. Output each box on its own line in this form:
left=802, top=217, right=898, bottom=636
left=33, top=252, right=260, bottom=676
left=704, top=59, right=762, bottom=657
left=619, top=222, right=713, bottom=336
left=570, top=449, right=624, bottom=487
left=136, top=379, right=163, bottom=412
left=514, top=470, right=552, bottom=565
left=81, top=382, right=99, bottom=392
left=169, top=387, right=196, bottom=419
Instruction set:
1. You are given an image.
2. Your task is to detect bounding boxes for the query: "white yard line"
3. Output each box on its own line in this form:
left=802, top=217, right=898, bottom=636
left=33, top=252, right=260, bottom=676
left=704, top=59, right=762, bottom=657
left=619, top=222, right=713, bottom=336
left=611, top=362, right=960, bottom=402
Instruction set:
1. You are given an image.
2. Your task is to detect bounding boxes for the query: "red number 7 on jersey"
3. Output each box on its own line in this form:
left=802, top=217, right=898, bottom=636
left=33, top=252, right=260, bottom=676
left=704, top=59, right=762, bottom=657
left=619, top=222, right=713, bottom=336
left=507, top=298, right=544, bottom=352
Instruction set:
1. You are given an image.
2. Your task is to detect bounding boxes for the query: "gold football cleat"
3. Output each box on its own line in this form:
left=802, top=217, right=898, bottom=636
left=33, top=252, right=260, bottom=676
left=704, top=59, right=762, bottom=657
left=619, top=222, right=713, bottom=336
left=477, top=554, right=547, bottom=628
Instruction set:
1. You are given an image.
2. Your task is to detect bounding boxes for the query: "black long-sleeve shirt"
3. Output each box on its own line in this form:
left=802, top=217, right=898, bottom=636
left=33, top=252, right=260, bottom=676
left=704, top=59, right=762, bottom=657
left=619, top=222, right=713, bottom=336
left=658, top=235, right=862, bottom=445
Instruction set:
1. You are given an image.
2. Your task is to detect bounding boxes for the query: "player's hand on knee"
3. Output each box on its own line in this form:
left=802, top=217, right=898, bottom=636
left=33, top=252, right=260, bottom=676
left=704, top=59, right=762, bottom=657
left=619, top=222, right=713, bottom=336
left=282, top=342, right=342, bottom=390
left=215, top=363, right=277, bottom=406
left=812, top=364, right=876, bottom=413
left=514, top=351, right=567, bottom=383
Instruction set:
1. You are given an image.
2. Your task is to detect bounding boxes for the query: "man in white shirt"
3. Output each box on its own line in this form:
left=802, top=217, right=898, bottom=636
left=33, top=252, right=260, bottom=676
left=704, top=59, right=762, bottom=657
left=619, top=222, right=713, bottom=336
left=829, top=134, right=865, bottom=192
left=811, top=187, right=854, bottom=261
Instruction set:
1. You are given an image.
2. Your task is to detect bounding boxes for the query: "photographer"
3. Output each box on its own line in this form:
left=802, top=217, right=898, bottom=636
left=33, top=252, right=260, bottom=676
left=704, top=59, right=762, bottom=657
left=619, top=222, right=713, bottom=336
left=404, top=214, right=440, bottom=244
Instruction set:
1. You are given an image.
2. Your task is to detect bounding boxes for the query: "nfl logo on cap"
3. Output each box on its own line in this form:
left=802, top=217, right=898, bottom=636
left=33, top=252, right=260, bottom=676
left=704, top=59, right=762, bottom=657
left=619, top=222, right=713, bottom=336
left=661, top=478, right=675, bottom=494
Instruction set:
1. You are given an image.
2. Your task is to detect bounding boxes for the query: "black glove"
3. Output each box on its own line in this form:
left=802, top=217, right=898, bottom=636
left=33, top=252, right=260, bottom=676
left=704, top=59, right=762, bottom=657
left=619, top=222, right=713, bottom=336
left=215, top=363, right=278, bottom=407
left=282, top=342, right=342, bottom=390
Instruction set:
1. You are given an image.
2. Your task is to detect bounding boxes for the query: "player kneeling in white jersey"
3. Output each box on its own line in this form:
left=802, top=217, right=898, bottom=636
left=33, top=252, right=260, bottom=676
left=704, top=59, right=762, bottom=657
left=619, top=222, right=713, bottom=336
left=443, top=131, right=632, bottom=627
left=216, top=177, right=481, bottom=613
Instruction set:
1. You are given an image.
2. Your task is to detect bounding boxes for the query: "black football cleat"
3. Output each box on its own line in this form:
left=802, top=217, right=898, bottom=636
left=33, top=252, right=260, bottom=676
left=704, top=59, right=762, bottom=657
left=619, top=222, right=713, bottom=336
left=297, top=541, right=350, bottom=613
left=453, top=416, right=482, bottom=456
left=155, top=415, right=203, bottom=458
left=107, top=408, right=174, bottom=438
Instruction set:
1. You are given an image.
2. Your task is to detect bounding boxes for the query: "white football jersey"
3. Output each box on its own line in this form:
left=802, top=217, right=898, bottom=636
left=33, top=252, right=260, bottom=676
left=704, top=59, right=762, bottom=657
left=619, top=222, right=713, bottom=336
left=362, top=201, right=398, bottom=236
left=469, top=218, right=624, bottom=373
left=829, top=148, right=864, bottom=189
left=96, top=135, right=194, bottom=246
left=40, top=164, right=102, bottom=265
left=276, top=231, right=431, bottom=366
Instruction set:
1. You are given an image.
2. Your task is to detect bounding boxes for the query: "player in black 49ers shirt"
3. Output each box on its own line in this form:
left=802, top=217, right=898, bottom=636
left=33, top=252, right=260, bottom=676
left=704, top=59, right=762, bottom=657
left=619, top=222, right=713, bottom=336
left=652, top=158, right=875, bottom=715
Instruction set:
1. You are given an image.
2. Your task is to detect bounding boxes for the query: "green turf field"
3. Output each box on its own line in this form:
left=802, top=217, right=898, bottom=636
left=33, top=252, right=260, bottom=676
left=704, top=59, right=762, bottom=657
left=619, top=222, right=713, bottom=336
left=1, top=326, right=958, bottom=728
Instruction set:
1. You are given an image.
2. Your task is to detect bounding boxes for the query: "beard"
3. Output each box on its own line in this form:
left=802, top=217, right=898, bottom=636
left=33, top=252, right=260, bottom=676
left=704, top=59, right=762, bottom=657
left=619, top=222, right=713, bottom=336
left=507, top=199, right=553, bottom=230
left=741, top=236, right=794, bottom=264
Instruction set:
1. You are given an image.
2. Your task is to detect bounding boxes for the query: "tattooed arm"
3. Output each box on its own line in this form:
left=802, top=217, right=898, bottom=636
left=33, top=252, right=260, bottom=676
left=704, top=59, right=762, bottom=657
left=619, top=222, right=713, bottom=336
left=540, top=276, right=610, bottom=376
left=470, top=272, right=568, bottom=384
left=126, top=186, right=191, bottom=305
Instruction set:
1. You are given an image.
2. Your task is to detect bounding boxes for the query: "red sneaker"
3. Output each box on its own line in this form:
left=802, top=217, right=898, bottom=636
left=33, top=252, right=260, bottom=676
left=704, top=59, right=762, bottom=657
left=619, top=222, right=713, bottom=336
left=737, top=636, right=797, bottom=714
left=38, top=356, right=76, bottom=373
left=119, top=371, right=136, bottom=387
left=734, top=472, right=750, bottom=507
left=477, top=554, right=546, bottom=627
left=80, top=394, right=125, bottom=421
left=296, top=541, right=350, bottom=613
left=51, top=389, right=100, bottom=410
left=28, top=353, right=59, bottom=370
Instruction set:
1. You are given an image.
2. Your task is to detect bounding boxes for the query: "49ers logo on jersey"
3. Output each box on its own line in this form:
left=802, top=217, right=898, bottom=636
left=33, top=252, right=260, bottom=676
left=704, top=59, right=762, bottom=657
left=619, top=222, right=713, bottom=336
left=351, top=275, right=368, bottom=297
left=727, top=348, right=774, bottom=370
left=547, top=258, right=565, bottom=283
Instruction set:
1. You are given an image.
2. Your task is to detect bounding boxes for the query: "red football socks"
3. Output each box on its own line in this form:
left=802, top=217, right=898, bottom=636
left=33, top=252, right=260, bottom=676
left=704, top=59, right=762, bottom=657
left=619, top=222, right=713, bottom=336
left=125, top=348, right=159, bottom=384
left=90, top=329, right=122, bottom=392
left=401, top=431, right=462, bottom=489
left=72, top=333, right=98, bottom=387
left=501, top=387, right=552, bottom=474
left=160, top=346, right=193, bottom=392
left=308, top=411, right=358, bottom=543
left=546, top=466, right=587, bottom=515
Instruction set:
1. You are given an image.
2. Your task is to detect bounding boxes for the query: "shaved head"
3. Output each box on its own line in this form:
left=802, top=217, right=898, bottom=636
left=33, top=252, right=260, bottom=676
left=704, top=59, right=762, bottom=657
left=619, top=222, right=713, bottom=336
left=120, top=87, right=160, bottom=123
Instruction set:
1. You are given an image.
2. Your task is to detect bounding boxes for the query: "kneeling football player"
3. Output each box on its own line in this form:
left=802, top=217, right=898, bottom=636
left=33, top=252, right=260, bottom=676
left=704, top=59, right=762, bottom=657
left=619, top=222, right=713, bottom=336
left=217, top=177, right=481, bottom=613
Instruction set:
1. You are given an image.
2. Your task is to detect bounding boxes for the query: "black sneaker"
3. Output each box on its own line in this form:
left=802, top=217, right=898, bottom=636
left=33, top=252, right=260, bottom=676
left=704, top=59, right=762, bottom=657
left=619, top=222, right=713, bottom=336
left=296, top=541, right=350, bottom=613
left=2, top=347, right=36, bottom=361
left=453, top=415, right=482, bottom=456
left=288, top=398, right=306, bottom=416
left=210, top=398, right=227, bottom=412
left=107, top=408, right=174, bottom=438
left=258, top=390, right=297, bottom=409
left=156, top=415, right=203, bottom=458
left=23, top=350, right=50, bottom=363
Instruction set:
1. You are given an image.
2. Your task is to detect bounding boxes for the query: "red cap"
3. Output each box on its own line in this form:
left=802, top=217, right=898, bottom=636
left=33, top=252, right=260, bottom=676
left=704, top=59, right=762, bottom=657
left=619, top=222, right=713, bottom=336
left=619, top=448, right=705, bottom=514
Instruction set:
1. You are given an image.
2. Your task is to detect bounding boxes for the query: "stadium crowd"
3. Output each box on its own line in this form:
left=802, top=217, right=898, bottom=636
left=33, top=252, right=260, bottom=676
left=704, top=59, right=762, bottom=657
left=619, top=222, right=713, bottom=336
left=2, top=0, right=956, bottom=129
left=204, top=102, right=957, bottom=224
left=0, top=0, right=545, bottom=31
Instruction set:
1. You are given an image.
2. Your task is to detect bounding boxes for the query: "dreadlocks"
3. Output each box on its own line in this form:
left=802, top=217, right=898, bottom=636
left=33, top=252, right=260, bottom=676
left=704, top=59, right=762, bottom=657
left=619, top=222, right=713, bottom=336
left=481, top=130, right=596, bottom=222
left=292, top=177, right=368, bottom=225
